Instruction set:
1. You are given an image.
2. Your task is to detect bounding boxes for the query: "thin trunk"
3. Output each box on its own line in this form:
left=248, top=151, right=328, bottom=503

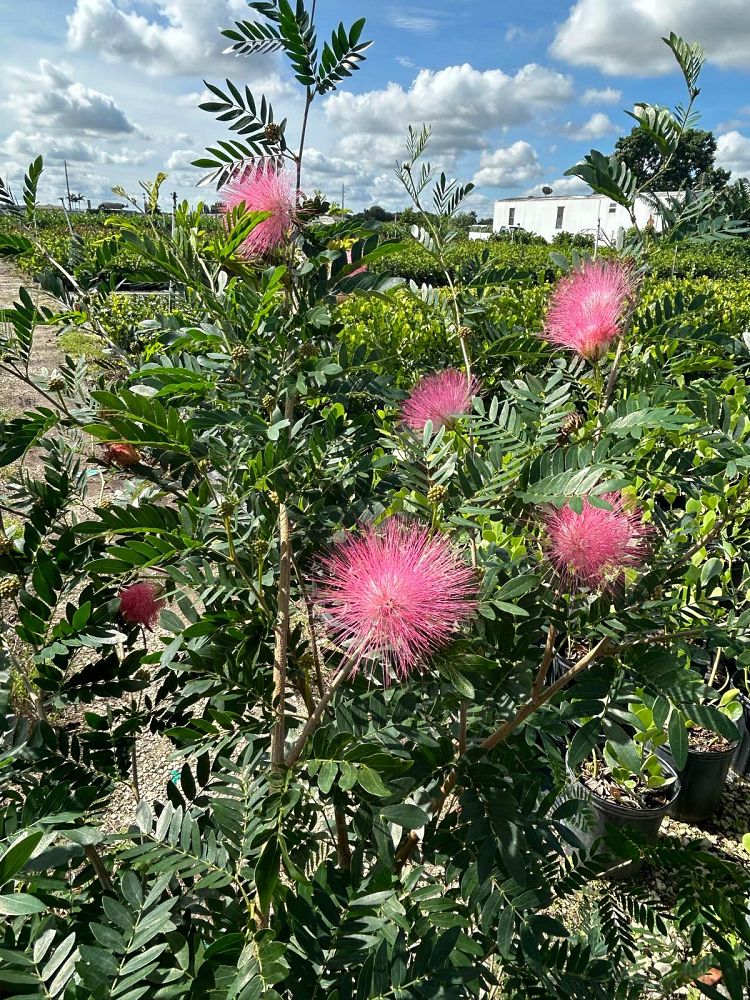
left=286, top=658, right=356, bottom=768
left=270, top=395, right=295, bottom=768
left=395, top=637, right=613, bottom=870
left=85, top=845, right=113, bottom=892
left=131, top=739, right=141, bottom=801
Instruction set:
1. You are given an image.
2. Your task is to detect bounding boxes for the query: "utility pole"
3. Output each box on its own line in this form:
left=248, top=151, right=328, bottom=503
left=341, top=181, right=345, bottom=210
left=63, top=160, right=73, bottom=212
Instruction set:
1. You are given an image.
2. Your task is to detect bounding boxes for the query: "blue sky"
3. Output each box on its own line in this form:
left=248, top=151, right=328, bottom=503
left=2, top=0, right=750, bottom=213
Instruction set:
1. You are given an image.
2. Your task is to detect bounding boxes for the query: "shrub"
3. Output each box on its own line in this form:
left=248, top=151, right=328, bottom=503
left=551, top=231, right=597, bottom=251
left=334, top=276, right=750, bottom=383
left=2, top=13, right=750, bottom=1000
left=94, top=292, right=199, bottom=351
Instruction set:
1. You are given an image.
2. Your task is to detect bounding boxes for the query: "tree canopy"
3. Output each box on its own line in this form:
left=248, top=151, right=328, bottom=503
left=614, top=126, right=731, bottom=190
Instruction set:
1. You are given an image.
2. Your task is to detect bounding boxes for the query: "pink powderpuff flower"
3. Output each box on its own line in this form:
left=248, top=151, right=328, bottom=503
left=119, top=581, right=165, bottom=629
left=220, top=165, right=296, bottom=256
left=401, top=369, right=478, bottom=433
left=544, top=492, right=649, bottom=591
left=543, top=260, right=635, bottom=362
left=314, top=518, right=477, bottom=681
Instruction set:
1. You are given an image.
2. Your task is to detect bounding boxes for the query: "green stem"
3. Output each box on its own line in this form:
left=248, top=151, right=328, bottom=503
left=223, top=515, right=273, bottom=616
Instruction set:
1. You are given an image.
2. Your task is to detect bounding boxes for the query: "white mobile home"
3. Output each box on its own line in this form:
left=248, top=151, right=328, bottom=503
left=492, top=192, right=672, bottom=244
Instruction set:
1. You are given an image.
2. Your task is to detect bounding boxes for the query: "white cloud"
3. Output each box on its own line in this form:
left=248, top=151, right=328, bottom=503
left=552, top=0, right=750, bottom=76
left=302, top=148, right=378, bottom=203
left=301, top=148, right=416, bottom=211
left=67, top=0, right=277, bottom=76
left=176, top=90, right=209, bottom=108
left=562, top=112, right=618, bottom=142
left=472, top=141, right=543, bottom=188
left=324, top=63, right=574, bottom=169
left=1, top=61, right=150, bottom=206
left=0, top=155, right=129, bottom=205
left=581, top=87, right=622, bottom=106
left=388, top=9, right=439, bottom=33
left=505, top=25, right=527, bottom=42
left=716, top=131, right=750, bottom=178
left=7, top=60, right=137, bottom=135
left=2, top=130, right=148, bottom=166
left=166, top=148, right=201, bottom=170
left=396, top=56, right=417, bottom=69
left=526, top=175, right=592, bottom=197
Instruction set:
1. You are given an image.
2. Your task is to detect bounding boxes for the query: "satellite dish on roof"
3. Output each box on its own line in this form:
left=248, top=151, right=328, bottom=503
left=542, top=186, right=553, bottom=196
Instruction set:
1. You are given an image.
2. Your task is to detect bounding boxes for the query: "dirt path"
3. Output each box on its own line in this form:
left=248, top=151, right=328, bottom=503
left=0, top=257, right=63, bottom=414
left=1, top=256, right=179, bottom=829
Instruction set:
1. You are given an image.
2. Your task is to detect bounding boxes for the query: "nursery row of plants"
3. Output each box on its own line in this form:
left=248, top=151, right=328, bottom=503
left=5, top=194, right=750, bottom=291
left=2, top=5, right=750, bottom=998
left=49, top=274, right=750, bottom=394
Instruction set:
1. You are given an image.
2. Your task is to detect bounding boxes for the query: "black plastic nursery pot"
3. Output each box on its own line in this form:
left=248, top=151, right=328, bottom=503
left=565, top=752, right=680, bottom=878
left=658, top=739, right=738, bottom=824
left=731, top=672, right=750, bottom=777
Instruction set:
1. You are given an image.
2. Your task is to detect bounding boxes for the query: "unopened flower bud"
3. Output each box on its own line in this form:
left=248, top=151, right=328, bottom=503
left=0, top=577, right=20, bottom=599
left=557, top=411, right=585, bottom=444
left=262, top=394, right=275, bottom=412
left=458, top=326, right=472, bottom=341
left=48, top=373, right=66, bottom=393
left=232, top=345, right=250, bottom=364
left=268, top=490, right=280, bottom=505
left=250, top=538, right=267, bottom=558
left=427, top=484, right=449, bottom=506
left=102, top=443, right=141, bottom=468
left=0, top=534, right=11, bottom=556
left=264, top=122, right=283, bottom=144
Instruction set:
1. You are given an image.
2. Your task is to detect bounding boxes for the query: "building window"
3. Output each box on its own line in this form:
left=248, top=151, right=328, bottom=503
left=555, top=206, right=565, bottom=229
left=609, top=202, right=617, bottom=213
left=508, top=207, right=515, bottom=226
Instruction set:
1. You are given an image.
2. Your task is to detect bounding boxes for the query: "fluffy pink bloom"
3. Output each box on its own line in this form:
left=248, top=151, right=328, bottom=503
left=544, top=492, right=649, bottom=590
left=314, top=519, right=477, bottom=681
left=119, top=581, right=165, bottom=628
left=543, top=260, right=635, bottom=361
left=401, top=369, right=478, bottom=433
left=220, top=165, right=295, bottom=256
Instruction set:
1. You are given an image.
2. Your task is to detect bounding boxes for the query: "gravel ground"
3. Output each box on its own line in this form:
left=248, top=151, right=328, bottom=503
left=0, top=256, right=177, bottom=832
left=0, top=258, right=63, bottom=414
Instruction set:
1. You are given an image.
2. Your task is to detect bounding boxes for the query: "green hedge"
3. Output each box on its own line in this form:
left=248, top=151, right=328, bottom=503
left=333, top=275, right=750, bottom=383
left=0, top=210, right=220, bottom=288
left=92, top=275, right=750, bottom=377
left=373, top=234, right=750, bottom=285
left=7, top=212, right=750, bottom=287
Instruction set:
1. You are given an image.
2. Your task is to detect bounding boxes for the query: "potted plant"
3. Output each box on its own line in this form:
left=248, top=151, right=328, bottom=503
left=659, top=690, right=742, bottom=823
left=568, top=733, right=680, bottom=876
